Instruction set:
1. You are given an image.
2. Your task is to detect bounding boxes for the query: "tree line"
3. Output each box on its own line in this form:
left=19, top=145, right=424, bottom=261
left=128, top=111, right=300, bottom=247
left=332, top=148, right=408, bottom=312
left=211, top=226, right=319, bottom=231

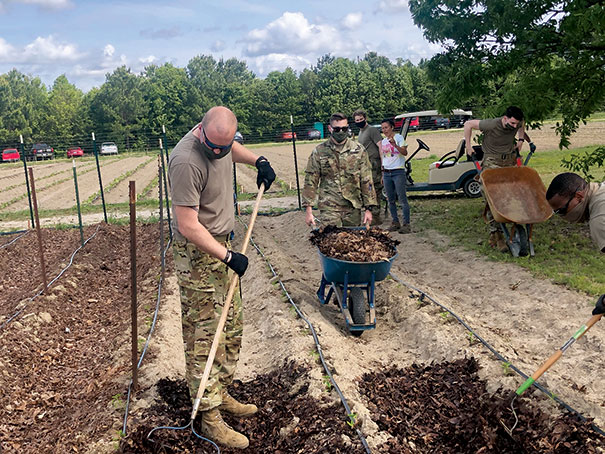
left=0, top=52, right=438, bottom=151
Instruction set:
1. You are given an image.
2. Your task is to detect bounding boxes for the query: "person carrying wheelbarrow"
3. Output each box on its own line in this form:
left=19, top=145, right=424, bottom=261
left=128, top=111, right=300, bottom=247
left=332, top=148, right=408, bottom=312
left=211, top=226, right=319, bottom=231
left=168, top=106, right=276, bottom=449
left=464, top=106, right=534, bottom=251
left=303, top=112, right=377, bottom=227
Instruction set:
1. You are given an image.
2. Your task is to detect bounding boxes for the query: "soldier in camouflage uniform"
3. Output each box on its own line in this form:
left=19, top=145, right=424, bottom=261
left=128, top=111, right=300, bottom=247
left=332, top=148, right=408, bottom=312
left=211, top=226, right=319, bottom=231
left=303, top=112, right=377, bottom=227
left=169, top=106, right=275, bottom=449
left=464, top=106, right=532, bottom=252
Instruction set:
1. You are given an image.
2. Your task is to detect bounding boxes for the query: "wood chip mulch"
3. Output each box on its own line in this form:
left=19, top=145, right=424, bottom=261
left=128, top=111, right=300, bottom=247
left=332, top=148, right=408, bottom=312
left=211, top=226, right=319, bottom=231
left=359, top=357, right=605, bottom=453
left=119, top=361, right=365, bottom=454
left=310, top=225, right=400, bottom=262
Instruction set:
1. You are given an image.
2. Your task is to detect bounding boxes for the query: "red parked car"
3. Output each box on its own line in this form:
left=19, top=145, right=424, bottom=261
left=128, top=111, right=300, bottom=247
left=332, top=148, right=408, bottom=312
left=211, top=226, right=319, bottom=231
left=2, top=148, right=20, bottom=162
left=278, top=131, right=297, bottom=141
left=67, top=147, right=84, bottom=158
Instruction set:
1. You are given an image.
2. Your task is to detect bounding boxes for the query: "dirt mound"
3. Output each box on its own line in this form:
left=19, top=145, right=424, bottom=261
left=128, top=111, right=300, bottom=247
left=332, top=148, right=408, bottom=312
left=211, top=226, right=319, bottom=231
left=310, top=225, right=399, bottom=262
left=359, top=358, right=604, bottom=453
left=119, top=361, right=365, bottom=454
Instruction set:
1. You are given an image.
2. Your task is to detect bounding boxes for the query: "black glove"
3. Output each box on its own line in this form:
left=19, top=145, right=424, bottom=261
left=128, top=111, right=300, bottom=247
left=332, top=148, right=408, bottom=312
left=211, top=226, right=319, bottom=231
left=256, top=156, right=276, bottom=191
left=529, top=142, right=536, bottom=153
left=592, top=294, right=605, bottom=316
left=224, top=250, right=248, bottom=277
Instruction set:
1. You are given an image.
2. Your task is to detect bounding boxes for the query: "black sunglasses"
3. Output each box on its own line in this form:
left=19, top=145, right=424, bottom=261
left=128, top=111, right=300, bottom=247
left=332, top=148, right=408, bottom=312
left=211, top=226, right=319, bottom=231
left=331, top=126, right=349, bottom=133
left=201, top=127, right=233, bottom=151
left=554, top=188, right=580, bottom=215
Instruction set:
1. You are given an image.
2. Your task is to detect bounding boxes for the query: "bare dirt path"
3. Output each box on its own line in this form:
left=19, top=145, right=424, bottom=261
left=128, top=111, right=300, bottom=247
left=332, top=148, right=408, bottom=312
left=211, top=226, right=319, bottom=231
left=100, top=157, right=158, bottom=204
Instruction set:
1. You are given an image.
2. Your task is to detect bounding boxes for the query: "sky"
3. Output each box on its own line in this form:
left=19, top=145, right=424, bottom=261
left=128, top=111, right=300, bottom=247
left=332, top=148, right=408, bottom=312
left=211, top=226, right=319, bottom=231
left=0, top=0, right=441, bottom=91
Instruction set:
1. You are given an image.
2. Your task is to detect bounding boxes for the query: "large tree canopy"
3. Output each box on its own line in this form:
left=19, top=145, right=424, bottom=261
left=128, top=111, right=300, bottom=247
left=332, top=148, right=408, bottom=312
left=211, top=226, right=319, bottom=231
left=409, top=0, right=605, bottom=147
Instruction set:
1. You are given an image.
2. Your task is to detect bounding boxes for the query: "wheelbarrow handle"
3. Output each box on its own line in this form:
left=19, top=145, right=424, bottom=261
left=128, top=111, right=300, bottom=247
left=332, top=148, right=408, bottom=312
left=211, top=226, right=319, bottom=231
left=471, top=155, right=482, bottom=173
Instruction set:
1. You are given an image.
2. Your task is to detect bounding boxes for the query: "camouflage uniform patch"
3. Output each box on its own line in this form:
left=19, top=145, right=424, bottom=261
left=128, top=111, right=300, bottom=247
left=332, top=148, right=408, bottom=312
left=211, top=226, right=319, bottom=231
left=302, top=138, right=377, bottom=225
left=173, top=239, right=243, bottom=411
left=369, top=157, right=384, bottom=224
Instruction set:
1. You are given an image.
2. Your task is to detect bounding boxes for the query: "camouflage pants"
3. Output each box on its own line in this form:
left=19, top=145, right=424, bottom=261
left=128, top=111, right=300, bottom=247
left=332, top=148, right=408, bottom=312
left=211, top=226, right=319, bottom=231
left=370, top=158, right=383, bottom=224
left=482, top=154, right=516, bottom=233
left=173, top=239, right=243, bottom=411
left=319, top=208, right=362, bottom=227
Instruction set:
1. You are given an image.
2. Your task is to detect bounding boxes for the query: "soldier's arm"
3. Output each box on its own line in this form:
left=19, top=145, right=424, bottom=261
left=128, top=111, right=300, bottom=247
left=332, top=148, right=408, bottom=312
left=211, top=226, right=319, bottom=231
left=174, top=206, right=228, bottom=260
left=359, top=152, right=378, bottom=208
left=302, top=150, right=321, bottom=207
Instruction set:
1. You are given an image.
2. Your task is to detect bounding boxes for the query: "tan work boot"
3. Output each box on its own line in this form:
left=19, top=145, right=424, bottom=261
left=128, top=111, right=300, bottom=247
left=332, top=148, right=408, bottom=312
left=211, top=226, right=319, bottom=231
left=495, top=231, right=509, bottom=253
left=200, top=408, right=249, bottom=449
left=219, top=390, right=258, bottom=417
left=399, top=224, right=411, bottom=234
left=388, top=220, right=401, bottom=232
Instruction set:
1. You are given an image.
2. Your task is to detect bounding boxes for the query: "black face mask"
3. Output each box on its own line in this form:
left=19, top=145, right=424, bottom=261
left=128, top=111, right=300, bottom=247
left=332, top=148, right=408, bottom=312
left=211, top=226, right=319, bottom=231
left=355, top=120, right=367, bottom=129
left=200, top=142, right=231, bottom=160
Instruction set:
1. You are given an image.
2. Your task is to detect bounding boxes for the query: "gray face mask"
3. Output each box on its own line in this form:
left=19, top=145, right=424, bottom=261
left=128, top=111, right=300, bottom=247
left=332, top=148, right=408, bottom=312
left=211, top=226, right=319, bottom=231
left=201, top=142, right=231, bottom=160
left=331, top=131, right=348, bottom=143
left=504, top=122, right=516, bottom=131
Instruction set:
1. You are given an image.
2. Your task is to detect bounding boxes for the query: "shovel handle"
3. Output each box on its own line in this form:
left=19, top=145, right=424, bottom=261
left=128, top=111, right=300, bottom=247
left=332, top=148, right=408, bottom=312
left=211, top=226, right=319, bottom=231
left=515, top=313, right=602, bottom=395
left=191, top=184, right=265, bottom=420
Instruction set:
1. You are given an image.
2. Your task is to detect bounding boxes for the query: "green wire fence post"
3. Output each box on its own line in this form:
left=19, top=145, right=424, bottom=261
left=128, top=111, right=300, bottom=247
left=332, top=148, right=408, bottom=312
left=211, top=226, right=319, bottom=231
left=158, top=156, right=165, bottom=279
left=92, top=132, right=108, bottom=223
left=161, top=126, right=172, bottom=237
left=72, top=159, right=84, bottom=247
left=290, top=115, right=302, bottom=210
left=20, top=135, right=35, bottom=228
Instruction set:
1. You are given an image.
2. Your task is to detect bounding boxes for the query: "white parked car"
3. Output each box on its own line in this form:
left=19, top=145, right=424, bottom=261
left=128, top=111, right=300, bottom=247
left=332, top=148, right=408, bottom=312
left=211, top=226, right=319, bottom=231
left=100, top=142, right=118, bottom=155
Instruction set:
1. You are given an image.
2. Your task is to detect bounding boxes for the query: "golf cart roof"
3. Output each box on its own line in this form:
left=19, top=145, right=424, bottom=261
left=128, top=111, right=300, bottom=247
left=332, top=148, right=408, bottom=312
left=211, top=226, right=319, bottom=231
left=395, top=109, right=472, bottom=119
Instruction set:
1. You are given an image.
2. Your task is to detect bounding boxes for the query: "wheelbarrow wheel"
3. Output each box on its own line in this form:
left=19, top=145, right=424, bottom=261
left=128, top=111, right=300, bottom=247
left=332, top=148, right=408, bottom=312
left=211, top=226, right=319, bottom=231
left=515, top=224, right=529, bottom=257
left=349, top=287, right=367, bottom=327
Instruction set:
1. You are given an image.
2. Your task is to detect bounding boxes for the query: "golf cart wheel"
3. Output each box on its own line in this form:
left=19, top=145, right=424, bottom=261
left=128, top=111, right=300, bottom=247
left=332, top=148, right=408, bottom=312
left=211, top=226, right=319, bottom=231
left=463, top=177, right=482, bottom=198
left=515, top=224, right=529, bottom=257
left=349, top=287, right=366, bottom=337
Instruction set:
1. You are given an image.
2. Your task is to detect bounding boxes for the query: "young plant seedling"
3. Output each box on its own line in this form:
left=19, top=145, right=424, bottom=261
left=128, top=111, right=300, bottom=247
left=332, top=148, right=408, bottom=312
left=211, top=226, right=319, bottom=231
left=439, top=311, right=452, bottom=324
left=347, top=412, right=358, bottom=428
left=308, top=349, right=320, bottom=363
left=466, top=331, right=478, bottom=346
left=322, top=375, right=333, bottom=392
left=501, top=362, right=515, bottom=377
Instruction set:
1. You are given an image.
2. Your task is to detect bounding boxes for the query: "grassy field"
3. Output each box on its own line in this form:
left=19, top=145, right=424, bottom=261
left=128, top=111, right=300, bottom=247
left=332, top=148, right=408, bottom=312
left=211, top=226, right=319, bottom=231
left=407, top=145, right=605, bottom=297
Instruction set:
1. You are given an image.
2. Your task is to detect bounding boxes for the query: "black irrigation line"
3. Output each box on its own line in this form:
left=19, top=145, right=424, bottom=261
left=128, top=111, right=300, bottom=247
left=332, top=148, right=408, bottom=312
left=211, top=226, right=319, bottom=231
left=0, top=230, right=29, bottom=249
left=0, top=228, right=28, bottom=237
left=236, top=216, right=373, bottom=454
left=122, top=235, right=172, bottom=435
left=0, top=224, right=101, bottom=332
left=388, top=271, right=605, bottom=437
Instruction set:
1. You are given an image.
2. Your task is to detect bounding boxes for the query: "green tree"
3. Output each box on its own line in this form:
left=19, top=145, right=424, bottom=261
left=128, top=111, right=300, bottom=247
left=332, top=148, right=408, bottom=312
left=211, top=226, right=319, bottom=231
left=409, top=0, right=605, bottom=147
left=45, top=75, right=87, bottom=149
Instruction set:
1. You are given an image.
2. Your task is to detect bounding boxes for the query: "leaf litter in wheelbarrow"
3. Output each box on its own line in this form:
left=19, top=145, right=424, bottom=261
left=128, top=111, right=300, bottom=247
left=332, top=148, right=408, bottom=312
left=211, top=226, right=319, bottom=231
left=359, top=357, right=605, bottom=453
left=119, top=361, right=365, bottom=453
left=310, top=225, right=400, bottom=262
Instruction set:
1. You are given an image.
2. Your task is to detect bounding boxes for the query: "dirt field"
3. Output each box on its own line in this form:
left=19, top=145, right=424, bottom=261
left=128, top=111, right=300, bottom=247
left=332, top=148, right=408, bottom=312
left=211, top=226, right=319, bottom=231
left=2, top=213, right=604, bottom=453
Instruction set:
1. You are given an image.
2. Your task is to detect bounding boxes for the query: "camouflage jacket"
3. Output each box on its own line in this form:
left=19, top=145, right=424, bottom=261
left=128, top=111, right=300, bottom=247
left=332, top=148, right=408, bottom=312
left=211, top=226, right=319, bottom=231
left=302, top=138, right=377, bottom=210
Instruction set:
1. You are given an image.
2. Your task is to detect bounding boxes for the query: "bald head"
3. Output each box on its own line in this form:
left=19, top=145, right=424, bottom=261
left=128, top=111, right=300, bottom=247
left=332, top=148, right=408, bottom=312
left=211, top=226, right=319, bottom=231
left=201, top=106, right=238, bottom=147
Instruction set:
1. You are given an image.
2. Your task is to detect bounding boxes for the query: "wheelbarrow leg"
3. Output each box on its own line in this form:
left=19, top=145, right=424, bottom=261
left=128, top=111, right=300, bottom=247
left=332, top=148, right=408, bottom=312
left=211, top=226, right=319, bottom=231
left=317, top=274, right=332, bottom=305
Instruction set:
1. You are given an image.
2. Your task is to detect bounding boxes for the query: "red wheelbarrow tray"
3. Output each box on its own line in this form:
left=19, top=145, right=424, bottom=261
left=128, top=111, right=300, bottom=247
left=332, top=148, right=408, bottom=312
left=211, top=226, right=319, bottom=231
left=480, top=166, right=553, bottom=224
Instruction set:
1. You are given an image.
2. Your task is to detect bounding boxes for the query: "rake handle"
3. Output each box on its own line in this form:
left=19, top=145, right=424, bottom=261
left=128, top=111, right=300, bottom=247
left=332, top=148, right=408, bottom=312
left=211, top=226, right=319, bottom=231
left=190, top=184, right=265, bottom=420
left=516, top=313, right=602, bottom=395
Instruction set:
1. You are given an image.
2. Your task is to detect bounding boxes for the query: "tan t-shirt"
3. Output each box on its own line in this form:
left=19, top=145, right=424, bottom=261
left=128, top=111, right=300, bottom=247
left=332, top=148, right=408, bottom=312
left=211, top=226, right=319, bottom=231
left=168, top=128, right=234, bottom=240
left=358, top=125, right=382, bottom=161
left=589, top=182, right=605, bottom=253
left=479, top=117, right=520, bottom=157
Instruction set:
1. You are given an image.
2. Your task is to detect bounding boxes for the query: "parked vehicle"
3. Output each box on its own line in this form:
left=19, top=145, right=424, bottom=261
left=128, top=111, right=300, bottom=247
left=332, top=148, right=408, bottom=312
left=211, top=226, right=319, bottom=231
left=67, top=147, right=84, bottom=158
left=100, top=142, right=118, bottom=155
left=278, top=131, right=297, bottom=141
left=430, top=116, right=450, bottom=130
left=2, top=148, right=20, bottom=162
left=234, top=131, right=244, bottom=144
left=306, top=129, right=321, bottom=140
left=30, top=143, right=54, bottom=161
left=394, top=109, right=472, bottom=134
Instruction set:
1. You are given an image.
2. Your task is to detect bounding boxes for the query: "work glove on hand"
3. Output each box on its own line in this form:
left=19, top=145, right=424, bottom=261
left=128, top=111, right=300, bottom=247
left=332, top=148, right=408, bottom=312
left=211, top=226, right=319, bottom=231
left=256, top=156, right=276, bottom=191
left=592, top=294, right=605, bottom=316
left=529, top=142, right=537, bottom=153
left=224, top=250, right=248, bottom=277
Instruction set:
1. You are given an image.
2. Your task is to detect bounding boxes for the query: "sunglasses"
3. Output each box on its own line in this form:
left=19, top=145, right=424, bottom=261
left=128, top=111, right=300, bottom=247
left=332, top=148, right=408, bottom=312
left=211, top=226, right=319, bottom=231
left=553, top=188, right=580, bottom=215
left=331, top=126, right=349, bottom=133
left=200, top=126, right=233, bottom=151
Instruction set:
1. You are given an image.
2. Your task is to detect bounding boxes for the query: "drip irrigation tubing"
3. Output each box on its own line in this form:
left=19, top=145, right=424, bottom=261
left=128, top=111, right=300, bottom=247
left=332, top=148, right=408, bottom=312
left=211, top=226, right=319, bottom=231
left=122, top=236, right=172, bottom=436
left=0, top=230, right=29, bottom=249
left=388, top=271, right=605, bottom=437
left=236, top=216, right=373, bottom=454
left=0, top=228, right=27, bottom=236
left=0, top=224, right=101, bottom=332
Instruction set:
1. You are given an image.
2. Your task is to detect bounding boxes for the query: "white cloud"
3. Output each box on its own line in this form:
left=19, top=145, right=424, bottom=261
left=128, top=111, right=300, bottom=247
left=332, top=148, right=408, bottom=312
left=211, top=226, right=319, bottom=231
left=103, top=44, right=115, bottom=58
left=243, top=11, right=362, bottom=57
left=139, top=55, right=156, bottom=64
left=248, top=53, right=312, bottom=77
left=211, top=40, right=226, bottom=52
left=342, top=12, right=362, bottom=29
left=0, top=38, right=15, bottom=58
left=23, top=36, right=81, bottom=61
left=0, top=0, right=72, bottom=10
left=375, top=0, right=408, bottom=13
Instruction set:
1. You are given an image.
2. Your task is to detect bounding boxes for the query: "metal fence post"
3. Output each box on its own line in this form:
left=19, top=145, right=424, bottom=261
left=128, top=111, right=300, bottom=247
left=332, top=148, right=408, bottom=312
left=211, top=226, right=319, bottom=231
left=28, top=167, right=47, bottom=289
left=290, top=115, right=302, bottom=210
left=72, top=160, right=84, bottom=247
left=92, top=132, right=108, bottom=223
left=129, top=181, right=138, bottom=390
left=161, top=126, right=172, bottom=237
left=20, top=135, right=35, bottom=227
left=158, top=156, right=165, bottom=278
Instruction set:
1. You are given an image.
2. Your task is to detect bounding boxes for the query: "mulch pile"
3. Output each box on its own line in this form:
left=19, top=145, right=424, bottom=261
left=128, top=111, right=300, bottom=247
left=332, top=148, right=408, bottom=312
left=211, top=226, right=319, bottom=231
left=310, top=225, right=399, bottom=262
left=120, top=361, right=365, bottom=454
left=359, top=358, right=605, bottom=453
